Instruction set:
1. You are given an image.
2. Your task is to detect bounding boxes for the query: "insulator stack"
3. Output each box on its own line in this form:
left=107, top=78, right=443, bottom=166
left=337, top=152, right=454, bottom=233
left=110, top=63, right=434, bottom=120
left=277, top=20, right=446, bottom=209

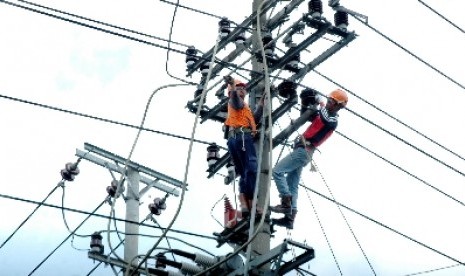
left=200, top=61, right=211, bottom=76
left=106, top=179, right=119, bottom=197
left=235, top=31, right=246, bottom=45
left=262, top=32, right=275, bottom=57
left=185, top=46, right=198, bottom=70
left=224, top=162, right=235, bottom=185
left=287, top=45, right=300, bottom=69
left=155, top=253, right=167, bottom=269
left=334, top=10, right=349, bottom=30
left=300, top=88, right=319, bottom=115
left=89, top=232, right=104, bottom=255
left=60, top=162, right=80, bottom=181
left=149, top=197, right=167, bottom=216
left=277, top=80, right=297, bottom=98
left=195, top=83, right=204, bottom=101
left=206, top=143, right=220, bottom=167
left=218, top=17, right=231, bottom=38
left=308, top=0, right=323, bottom=18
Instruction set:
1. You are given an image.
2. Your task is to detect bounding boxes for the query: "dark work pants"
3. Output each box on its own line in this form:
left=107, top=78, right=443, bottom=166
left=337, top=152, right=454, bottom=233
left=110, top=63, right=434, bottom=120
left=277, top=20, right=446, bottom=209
left=227, top=132, right=257, bottom=200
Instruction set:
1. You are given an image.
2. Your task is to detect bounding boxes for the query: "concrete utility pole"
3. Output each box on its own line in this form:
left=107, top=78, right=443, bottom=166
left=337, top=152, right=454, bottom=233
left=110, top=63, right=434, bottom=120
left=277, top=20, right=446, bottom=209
left=249, top=0, right=271, bottom=274
left=125, top=167, right=140, bottom=275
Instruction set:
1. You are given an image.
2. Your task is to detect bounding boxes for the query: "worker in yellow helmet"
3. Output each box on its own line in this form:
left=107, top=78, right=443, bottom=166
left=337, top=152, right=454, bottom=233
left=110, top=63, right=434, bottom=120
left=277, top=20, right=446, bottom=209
left=270, top=88, right=348, bottom=229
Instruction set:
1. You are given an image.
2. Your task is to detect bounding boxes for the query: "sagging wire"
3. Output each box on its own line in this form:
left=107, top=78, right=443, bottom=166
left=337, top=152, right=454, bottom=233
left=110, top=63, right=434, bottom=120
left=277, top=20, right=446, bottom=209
left=28, top=198, right=108, bottom=276
left=128, top=33, right=222, bottom=275
left=165, top=0, right=197, bottom=85
left=416, top=0, right=465, bottom=35
left=59, top=181, right=95, bottom=252
left=352, top=15, right=465, bottom=91
left=210, top=194, right=227, bottom=228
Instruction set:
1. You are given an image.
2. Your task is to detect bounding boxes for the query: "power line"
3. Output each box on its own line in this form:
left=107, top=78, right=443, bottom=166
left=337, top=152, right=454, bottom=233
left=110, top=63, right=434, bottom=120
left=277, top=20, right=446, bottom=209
left=336, top=130, right=465, bottom=208
left=28, top=199, right=107, bottom=275
left=311, top=162, right=377, bottom=275
left=313, top=69, right=465, bottom=164
left=301, top=185, right=465, bottom=266
left=0, top=181, right=63, bottom=249
left=16, top=0, right=197, bottom=49
left=417, top=0, right=465, bottom=35
left=302, top=183, right=343, bottom=275
left=0, top=93, right=226, bottom=150
left=402, top=263, right=462, bottom=276
left=0, top=0, right=187, bottom=54
left=0, top=192, right=216, bottom=241
left=159, top=0, right=225, bottom=20
left=345, top=105, right=465, bottom=178
left=352, top=15, right=465, bottom=91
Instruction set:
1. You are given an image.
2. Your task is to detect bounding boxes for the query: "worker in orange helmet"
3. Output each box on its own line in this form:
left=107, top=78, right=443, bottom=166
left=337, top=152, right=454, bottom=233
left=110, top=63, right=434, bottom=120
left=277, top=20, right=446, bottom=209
left=270, top=88, right=348, bottom=229
left=223, top=76, right=264, bottom=219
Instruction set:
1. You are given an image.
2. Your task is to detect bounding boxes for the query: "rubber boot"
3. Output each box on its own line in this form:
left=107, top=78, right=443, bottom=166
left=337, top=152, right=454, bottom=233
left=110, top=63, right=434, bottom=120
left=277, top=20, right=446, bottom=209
left=272, top=209, right=297, bottom=230
left=269, top=195, right=292, bottom=215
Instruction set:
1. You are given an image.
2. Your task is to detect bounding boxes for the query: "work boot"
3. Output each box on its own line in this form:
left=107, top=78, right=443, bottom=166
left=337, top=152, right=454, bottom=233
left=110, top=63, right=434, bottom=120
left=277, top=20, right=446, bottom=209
left=269, top=195, right=292, bottom=215
left=238, top=193, right=250, bottom=220
left=272, top=209, right=297, bottom=230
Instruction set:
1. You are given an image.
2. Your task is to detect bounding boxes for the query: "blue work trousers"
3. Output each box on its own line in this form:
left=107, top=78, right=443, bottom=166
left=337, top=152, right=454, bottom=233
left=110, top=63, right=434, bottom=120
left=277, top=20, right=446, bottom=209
left=227, top=132, right=257, bottom=200
left=272, top=147, right=314, bottom=209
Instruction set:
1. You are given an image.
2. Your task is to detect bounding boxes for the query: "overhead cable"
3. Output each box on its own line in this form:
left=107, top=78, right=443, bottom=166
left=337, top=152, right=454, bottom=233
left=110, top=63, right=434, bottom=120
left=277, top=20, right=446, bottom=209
left=301, top=185, right=465, bottom=266
left=0, top=181, right=63, bottom=249
left=417, top=0, right=465, bottom=35
left=130, top=46, right=221, bottom=274
left=0, top=93, right=227, bottom=150
left=0, top=192, right=216, bottom=240
left=312, top=161, right=376, bottom=275
left=28, top=199, right=107, bottom=275
left=313, top=69, right=465, bottom=163
left=336, top=131, right=465, bottom=208
left=352, top=15, right=465, bottom=91
left=0, top=0, right=187, bottom=55
left=16, top=0, right=197, bottom=49
left=345, top=106, right=465, bottom=178
left=402, top=263, right=461, bottom=276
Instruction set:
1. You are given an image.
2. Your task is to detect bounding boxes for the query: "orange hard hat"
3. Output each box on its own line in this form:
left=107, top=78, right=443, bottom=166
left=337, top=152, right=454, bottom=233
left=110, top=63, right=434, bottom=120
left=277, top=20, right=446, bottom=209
left=328, top=89, right=348, bottom=106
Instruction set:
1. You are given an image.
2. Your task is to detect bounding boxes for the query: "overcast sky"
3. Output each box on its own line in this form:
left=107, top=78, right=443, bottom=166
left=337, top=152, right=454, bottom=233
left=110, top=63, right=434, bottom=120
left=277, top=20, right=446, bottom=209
left=1, top=0, right=465, bottom=275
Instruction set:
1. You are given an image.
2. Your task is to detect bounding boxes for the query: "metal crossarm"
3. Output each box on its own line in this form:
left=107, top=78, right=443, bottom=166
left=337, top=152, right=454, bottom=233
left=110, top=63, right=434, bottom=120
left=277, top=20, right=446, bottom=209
left=82, top=143, right=186, bottom=189
left=185, top=0, right=282, bottom=76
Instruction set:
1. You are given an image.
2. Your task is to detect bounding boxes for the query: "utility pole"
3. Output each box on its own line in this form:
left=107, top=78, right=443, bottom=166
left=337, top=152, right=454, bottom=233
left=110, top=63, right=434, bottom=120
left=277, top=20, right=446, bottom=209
left=77, top=143, right=183, bottom=274
left=125, top=167, right=140, bottom=275
left=249, top=0, right=271, bottom=274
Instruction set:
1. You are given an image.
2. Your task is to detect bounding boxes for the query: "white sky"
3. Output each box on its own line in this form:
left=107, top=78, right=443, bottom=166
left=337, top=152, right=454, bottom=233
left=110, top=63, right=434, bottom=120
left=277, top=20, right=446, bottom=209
left=1, top=0, right=465, bottom=275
